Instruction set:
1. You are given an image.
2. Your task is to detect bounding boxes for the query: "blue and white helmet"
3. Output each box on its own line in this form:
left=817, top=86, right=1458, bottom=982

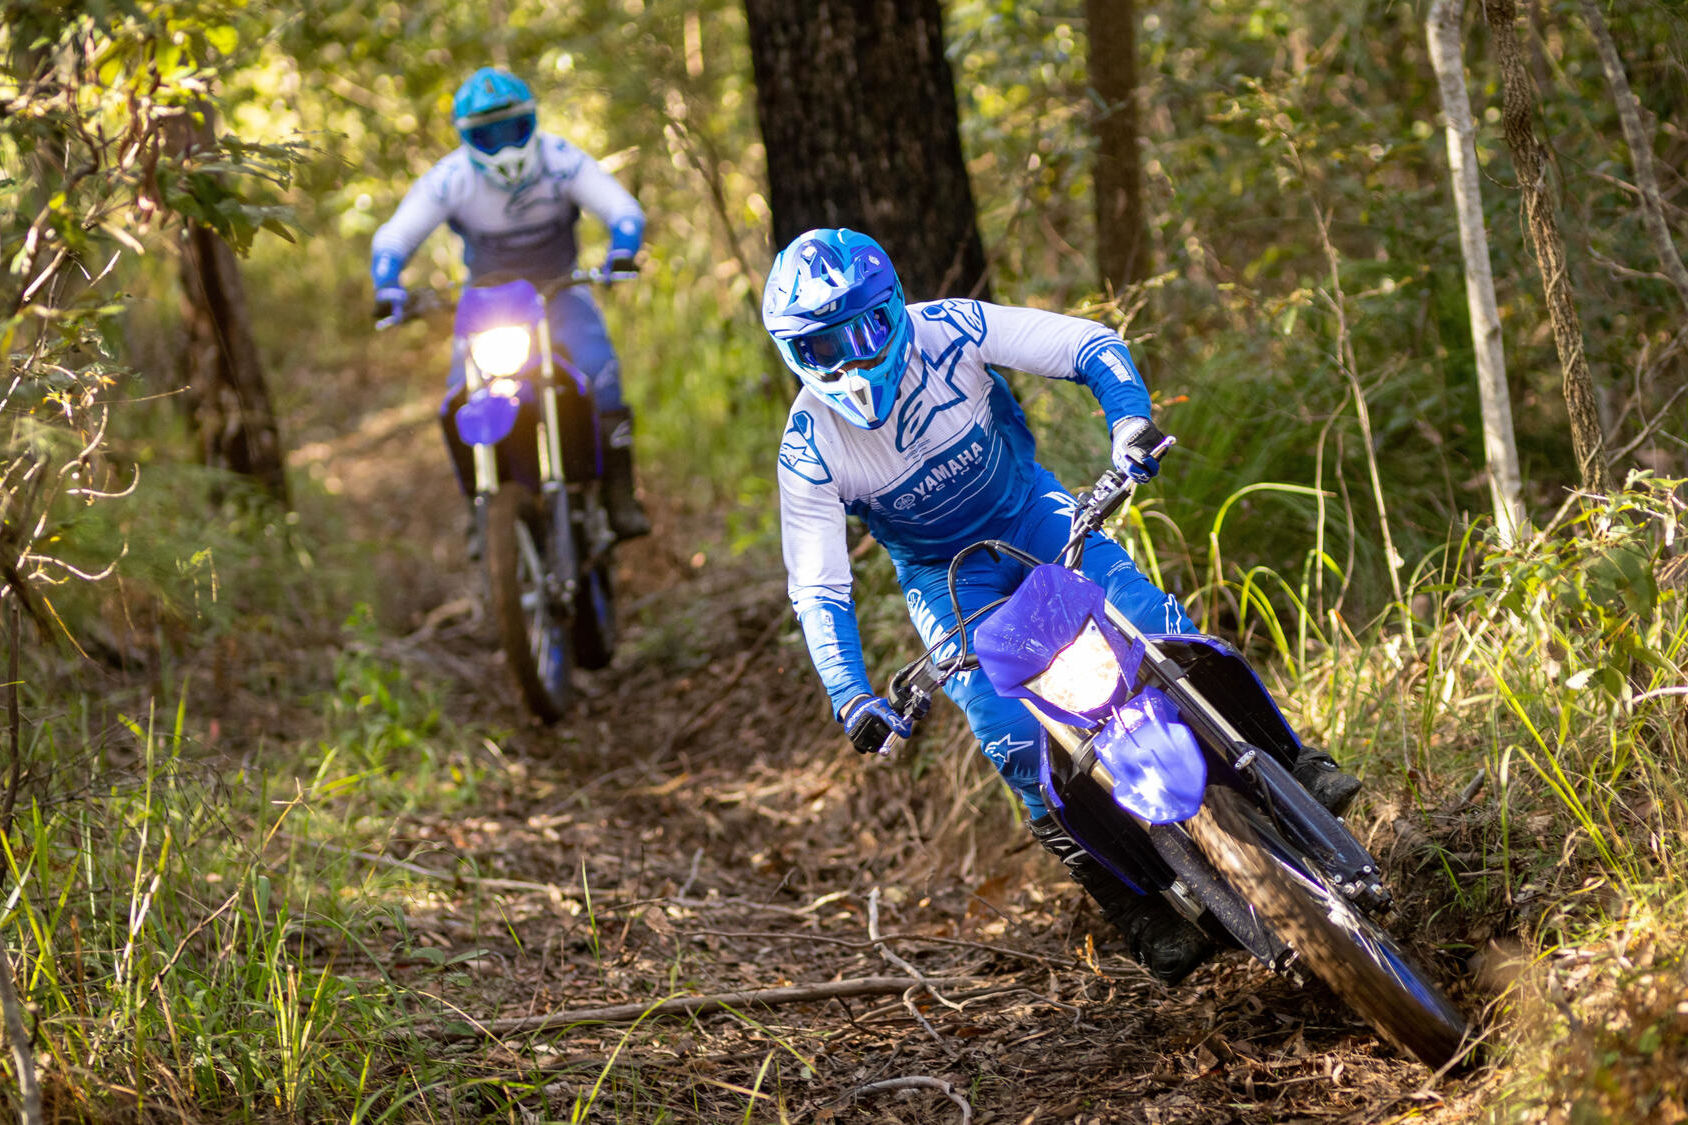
left=453, top=68, right=541, bottom=192
left=763, top=228, right=913, bottom=430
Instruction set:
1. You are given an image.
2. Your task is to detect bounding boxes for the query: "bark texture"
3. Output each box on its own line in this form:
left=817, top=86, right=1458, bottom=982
left=179, top=224, right=289, bottom=504
left=175, top=106, right=288, bottom=505
left=744, top=0, right=990, bottom=301
left=1482, top=0, right=1613, bottom=495
left=1086, top=0, right=1150, bottom=292
left=1426, top=0, right=1525, bottom=542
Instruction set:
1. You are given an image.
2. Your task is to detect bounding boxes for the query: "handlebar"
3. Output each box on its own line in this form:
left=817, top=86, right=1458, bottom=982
left=857, top=433, right=1178, bottom=756
left=373, top=265, right=637, bottom=332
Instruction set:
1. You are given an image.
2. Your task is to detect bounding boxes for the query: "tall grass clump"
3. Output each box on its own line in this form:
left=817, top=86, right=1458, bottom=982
left=1176, top=469, right=1686, bottom=1114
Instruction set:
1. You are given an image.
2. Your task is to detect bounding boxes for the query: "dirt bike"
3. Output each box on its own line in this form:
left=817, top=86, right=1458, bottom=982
left=378, top=268, right=625, bottom=722
left=862, top=439, right=1470, bottom=1069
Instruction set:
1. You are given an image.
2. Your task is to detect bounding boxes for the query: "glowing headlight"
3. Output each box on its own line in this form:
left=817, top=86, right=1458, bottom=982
left=1026, top=619, right=1123, bottom=715
left=469, top=326, right=531, bottom=376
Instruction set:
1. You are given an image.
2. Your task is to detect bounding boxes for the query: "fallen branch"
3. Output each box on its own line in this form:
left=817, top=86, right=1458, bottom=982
left=844, top=1076, right=973, bottom=1124
left=417, top=975, right=969, bottom=1042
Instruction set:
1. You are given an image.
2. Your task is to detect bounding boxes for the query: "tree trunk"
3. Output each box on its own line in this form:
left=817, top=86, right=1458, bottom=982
left=743, top=0, right=990, bottom=301
left=1426, top=0, right=1525, bottom=543
left=1576, top=0, right=1688, bottom=317
left=1086, top=0, right=1150, bottom=293
left=1481, top=0, right=1614, bottom=496
left=174, top=106, right=289, bottom=505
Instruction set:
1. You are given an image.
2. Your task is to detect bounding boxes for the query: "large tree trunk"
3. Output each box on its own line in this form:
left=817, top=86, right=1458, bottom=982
left=1426, top=0, right=1525, bottom=544
left=1086, top=0, right=1150, bottom=293
left=743, top=0, right=990, bottom=301
left=174, top=106, right=288, bottom=505
left=1482, top=0, right=1613, bottom=496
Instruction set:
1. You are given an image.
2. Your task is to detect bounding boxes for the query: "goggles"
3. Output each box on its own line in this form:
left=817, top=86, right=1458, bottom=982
left=792, top=307, right=897, bottom=374
left=463, top=111, right=536, bottom=156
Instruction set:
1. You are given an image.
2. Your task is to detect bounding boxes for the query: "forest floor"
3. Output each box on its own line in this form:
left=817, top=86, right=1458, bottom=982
left=262, top=358, right=1511, bottom=1124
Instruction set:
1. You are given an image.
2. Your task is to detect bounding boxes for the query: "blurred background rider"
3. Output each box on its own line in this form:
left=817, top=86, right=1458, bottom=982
left=371, top=66, right=651, bottom=541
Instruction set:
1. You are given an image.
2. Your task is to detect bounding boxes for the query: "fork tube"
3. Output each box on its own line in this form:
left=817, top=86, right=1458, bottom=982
left=536, top=315, right=566, bottom=490
left=464, top=363, right=499, bottom=494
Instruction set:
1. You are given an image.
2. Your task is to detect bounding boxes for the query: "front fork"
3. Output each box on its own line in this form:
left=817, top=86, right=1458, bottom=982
left=466, top=323, right=579, bottom=614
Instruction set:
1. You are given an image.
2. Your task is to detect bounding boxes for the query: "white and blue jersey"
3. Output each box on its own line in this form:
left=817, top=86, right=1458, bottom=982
left=372, top=134, right=644, bottom=409
left=372, top=133, right=644, bottom=282
left=778, top=298, right=1193, bottom=817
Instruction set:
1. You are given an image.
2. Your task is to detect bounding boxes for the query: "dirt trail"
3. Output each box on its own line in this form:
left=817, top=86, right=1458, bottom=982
left=284, top=358, right=1500, bottom=1123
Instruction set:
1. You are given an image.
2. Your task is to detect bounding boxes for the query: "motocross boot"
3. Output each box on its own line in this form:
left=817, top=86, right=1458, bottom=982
left=1029, top=814, right=1214, bottom=984
left=599, top=407, right=651, bottom=541
left=1291, top=747, right=1362, bottom=817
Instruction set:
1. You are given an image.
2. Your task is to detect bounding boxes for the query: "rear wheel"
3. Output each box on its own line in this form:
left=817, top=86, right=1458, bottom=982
left=484, top=484, right=570, bottom=722
left=1187, top=785, right=1469, bottom=1069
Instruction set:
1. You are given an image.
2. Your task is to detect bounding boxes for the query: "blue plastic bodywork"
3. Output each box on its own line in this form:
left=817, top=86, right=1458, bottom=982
left=456, top=392, right=523, bottom=445
left=1092, top=686, right=1207, bottom=823
left=973, top=563, right=1142, bottom=727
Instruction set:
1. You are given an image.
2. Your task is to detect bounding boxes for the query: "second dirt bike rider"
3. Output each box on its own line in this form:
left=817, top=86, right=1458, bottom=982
left=370, top=66, right=651, bottom=541
left=766, top=227, right=1362, bottom=983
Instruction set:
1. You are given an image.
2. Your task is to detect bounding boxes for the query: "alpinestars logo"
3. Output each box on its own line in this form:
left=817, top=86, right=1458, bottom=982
left=891, top=439, right=985, bottom=510
left=779, top=411, right=832, bottom=485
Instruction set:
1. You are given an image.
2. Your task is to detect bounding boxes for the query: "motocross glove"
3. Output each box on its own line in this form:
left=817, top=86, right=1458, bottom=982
left=1111, top=416, right=1166, bottom=483
left=374, top=286, right=408, bottom=324
left=604, top=250, right=639, bottom=278
left=839, top=693, right=912, bottom=756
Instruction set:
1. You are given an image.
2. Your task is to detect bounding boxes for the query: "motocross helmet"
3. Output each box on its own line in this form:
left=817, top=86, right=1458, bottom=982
left=762, top=228, right=913, bottom=430
left=453, top=68, right=541, bottom=192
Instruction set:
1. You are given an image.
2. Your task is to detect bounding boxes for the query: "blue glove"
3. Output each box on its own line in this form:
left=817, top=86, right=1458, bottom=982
left=1110, top=416, right=1166, bottom=483
left=373, top=286, right=408, bottom=324
left=840, top=694, right=912, bottom=756
left=604, top=250, right=638, bottom=277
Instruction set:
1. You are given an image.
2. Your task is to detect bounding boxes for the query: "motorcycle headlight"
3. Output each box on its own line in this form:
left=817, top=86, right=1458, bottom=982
left=1025, top=619, right=1123, bottom=716
left=468, top=325, right=531, bottom=377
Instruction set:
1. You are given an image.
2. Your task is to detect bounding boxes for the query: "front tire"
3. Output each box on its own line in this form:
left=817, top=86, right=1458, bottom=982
left=1187, top=785, right=1469, bottom=1069
left=484, top=484, right=570, bottom=722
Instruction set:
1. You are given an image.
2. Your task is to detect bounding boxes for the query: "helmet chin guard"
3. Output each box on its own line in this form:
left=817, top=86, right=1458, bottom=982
left=763, top=228, right=912, bottom=430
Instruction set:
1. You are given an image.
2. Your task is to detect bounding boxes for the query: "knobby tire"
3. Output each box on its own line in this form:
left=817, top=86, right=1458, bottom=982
left=1187, top=785, right=1469, bottom=1069
left=485, top=484, right=570, bottom=723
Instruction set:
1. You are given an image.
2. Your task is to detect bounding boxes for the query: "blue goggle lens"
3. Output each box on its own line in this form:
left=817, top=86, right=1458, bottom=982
left=464, top=113, right=536, bottom=155
left=794, top=308, right=896, bottom=373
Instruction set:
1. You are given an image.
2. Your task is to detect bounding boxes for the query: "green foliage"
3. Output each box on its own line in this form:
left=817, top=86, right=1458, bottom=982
left=1, top=0, right=307, bottom=649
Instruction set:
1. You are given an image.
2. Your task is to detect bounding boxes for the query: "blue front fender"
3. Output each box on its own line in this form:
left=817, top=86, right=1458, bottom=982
left=1090, top=686, right=1207, bottom=824
left=455, top=392, right=522, bottom=446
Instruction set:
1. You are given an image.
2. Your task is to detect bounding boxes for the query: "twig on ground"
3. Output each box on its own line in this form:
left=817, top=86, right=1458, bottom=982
left=843, top=1076, right=973, bottom=1124
left=276, top=833, right=567, bottom=897
left=415, top=975, right=970, bottom=1042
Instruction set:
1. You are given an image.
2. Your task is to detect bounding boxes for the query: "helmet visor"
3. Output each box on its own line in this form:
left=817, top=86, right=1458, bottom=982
left=464, top=113, right=536, bottom=155
left=793, top=307, right=897, bottom=374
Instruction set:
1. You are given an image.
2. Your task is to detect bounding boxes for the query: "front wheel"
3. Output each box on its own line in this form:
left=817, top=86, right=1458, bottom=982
left=484, top=484, right=570, bottom=722
left=1187, top=785, right=1469, bottom=1069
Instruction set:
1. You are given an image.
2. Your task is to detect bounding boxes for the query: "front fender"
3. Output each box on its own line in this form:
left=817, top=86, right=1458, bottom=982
left=455, top=392, right=521, bottom=446
left=1091, top=686, right=1207, bottom=824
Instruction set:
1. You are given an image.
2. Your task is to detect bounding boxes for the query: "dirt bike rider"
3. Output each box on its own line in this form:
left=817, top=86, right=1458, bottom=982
left=370, top=66, right=651, bottom=542
left=767, top=228, right=1362, bottom=984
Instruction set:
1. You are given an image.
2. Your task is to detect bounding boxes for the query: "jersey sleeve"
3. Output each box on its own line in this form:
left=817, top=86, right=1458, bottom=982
left=370, top=156, right=462, bottom=275
left=778, top=413, right=872, bottom=716
left=972, top=301, right=1153, bottom=430
left=566, top=150, right=645, bottom=258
